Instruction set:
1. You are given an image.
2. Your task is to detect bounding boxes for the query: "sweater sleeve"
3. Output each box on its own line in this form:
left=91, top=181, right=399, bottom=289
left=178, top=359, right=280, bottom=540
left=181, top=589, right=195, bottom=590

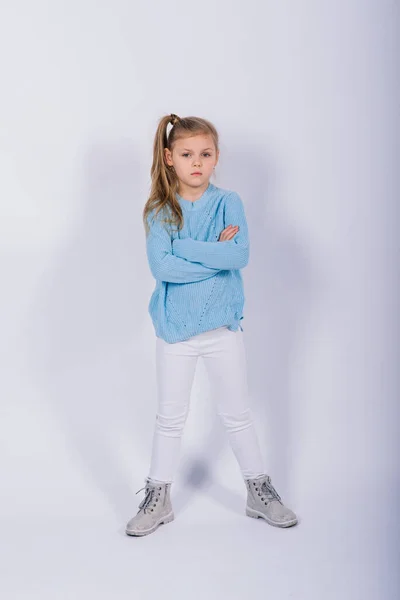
left=172, top=192, right=250, bottom=270
left=146, top=211, right=221, bottom=283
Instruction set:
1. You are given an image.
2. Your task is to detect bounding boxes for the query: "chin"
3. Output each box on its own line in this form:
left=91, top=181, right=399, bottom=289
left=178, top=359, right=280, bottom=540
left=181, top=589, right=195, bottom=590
left=188, top=177, right=208, bottom=186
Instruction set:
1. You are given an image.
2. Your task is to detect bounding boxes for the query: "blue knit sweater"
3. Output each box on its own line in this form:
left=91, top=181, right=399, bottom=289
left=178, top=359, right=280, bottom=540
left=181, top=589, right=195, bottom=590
left=145, top=182, right=249, bottom=343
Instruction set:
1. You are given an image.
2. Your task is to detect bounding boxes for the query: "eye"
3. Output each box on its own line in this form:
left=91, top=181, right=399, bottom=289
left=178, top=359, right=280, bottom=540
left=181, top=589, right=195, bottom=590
left=182, top=153, right=190, bottom=157
left=203, top=153, right=211, bottom=157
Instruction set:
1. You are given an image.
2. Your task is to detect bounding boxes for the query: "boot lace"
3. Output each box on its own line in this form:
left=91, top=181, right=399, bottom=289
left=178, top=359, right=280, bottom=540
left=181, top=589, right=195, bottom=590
left=136, top=485, right=157, bottom=513
left=254, top=476, right=282, bottom=504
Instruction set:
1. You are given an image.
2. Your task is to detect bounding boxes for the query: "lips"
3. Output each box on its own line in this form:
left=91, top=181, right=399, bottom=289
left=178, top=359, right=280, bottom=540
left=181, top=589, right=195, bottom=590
left=191, top=172, right=202, bottom=175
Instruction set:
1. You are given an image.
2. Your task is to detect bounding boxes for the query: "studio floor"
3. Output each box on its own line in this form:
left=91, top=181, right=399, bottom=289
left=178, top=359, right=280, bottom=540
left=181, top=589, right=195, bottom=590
left=0, top=480, right=391, bottom=600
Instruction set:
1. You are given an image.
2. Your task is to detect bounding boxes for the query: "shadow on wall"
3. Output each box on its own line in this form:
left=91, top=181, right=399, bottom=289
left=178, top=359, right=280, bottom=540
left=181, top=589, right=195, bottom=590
left=176, top=141, right=321, bottom=513
left=240, top=145, right=320, bottom=496
left=27, top=139, right=153, bottom=522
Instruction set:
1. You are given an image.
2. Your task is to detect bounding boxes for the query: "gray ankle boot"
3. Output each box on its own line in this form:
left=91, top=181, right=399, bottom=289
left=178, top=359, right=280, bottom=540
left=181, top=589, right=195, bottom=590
left=245, top=474, right=298, bottom=528
left=125, top=479, right=174, bottom=537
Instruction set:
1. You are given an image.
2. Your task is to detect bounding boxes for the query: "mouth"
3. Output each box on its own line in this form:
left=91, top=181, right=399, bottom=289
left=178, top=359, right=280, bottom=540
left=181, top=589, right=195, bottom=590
left=191, top=172, right=202, bottom=176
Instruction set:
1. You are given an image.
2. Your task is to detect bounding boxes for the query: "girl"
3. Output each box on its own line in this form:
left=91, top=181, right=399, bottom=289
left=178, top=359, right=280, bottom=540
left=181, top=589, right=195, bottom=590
left=125, top=114, right=298, bottom=536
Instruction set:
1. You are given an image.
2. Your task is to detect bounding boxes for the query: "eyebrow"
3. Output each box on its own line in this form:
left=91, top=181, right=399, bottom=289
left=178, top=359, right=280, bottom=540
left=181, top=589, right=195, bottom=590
left=180, top=147, right=214, bottom=152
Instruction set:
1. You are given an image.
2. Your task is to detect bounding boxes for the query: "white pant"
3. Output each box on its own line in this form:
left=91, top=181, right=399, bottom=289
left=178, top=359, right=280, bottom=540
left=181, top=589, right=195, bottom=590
left=147, top=325, right=266, bottom=483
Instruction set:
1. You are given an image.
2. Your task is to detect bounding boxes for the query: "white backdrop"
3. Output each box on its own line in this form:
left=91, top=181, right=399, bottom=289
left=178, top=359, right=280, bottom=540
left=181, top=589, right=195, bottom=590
left=0, top=1, right=398, bottom=599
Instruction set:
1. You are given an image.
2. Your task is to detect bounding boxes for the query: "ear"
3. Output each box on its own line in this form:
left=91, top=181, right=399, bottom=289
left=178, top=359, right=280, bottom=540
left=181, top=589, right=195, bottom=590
left=164, top=147, right=173, bottom=166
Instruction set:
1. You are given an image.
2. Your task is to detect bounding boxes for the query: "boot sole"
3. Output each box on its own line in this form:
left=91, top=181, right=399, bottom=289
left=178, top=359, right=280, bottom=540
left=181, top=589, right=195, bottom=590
left=246, top=507, right=298, bottom=528
left=125, top=511, right=175, bottom=537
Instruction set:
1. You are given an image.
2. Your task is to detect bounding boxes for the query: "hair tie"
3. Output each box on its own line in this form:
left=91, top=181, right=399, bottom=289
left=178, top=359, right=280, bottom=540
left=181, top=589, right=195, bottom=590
left=170, top=113, right=180, bottom=126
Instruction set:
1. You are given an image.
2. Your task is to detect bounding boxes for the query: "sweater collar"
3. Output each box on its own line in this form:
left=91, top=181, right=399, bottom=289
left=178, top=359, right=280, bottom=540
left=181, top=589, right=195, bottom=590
left=176, top=182, right=215, bottom=212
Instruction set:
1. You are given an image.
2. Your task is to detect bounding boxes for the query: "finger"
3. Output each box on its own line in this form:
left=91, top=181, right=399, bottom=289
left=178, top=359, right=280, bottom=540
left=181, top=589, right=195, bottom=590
left=222, top=226, right=237, bottom=234
left=220, top=227, right=238, bottom=241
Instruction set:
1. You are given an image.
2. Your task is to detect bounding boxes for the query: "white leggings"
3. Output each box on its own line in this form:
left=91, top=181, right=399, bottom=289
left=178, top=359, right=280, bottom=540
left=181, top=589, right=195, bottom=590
left=147, top=325, right=266, bottom=483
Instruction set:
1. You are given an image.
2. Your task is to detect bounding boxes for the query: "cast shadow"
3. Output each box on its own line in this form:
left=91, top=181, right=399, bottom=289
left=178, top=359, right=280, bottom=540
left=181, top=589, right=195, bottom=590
left=27, top=139, right=155, bottom=523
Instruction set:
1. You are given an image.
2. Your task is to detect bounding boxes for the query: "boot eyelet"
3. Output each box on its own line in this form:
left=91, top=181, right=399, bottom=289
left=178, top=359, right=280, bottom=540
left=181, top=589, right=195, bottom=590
left=151, top=509, right=154, bottom=512
left=158, top=487, right=161, bottom=490
left=261, top=498, right=264, bottom=501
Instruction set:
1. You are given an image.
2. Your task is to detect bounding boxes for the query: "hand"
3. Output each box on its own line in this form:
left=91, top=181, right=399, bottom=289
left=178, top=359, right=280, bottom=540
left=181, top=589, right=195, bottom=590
left=218, top=225, right=239, bottom=241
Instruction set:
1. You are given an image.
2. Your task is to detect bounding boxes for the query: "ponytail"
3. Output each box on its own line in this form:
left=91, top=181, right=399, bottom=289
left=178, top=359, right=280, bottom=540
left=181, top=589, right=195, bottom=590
left=143, top=113, right=219, bottom=235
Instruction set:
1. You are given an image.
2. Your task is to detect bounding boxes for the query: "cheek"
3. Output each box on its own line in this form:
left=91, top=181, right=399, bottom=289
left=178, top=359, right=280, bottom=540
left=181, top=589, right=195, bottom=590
left=205, top=158, right=217, bottom=169
left=173, top=160, right=186, bottom=173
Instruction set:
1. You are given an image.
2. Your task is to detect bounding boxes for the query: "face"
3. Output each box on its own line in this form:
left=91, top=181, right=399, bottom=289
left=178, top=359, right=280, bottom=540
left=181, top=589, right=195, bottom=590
left=164, top=134, right=219, bottom=191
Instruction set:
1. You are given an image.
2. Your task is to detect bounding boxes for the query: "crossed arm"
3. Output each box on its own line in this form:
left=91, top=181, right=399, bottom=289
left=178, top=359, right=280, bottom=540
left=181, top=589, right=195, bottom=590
left=146, top=192, right=249, bottom=283
left=172, top=192, right=249, bottom=270
left=146, top=211, right=221, bottom=283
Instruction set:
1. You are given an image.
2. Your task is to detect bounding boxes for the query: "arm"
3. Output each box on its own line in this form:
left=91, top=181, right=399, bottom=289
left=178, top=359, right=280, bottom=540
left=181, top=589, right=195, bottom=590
left=172, top=192, right=250, bottom=270
left=146, top=211, right=221, bottom=283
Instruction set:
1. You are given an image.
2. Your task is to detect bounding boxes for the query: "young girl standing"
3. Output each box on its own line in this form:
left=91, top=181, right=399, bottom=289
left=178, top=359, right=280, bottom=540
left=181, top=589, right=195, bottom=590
left=125, top=114, right=298, bottom=536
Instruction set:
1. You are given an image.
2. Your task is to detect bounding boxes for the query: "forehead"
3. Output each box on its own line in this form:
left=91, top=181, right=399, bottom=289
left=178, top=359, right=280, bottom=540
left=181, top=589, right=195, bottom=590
left=174, top=134, right=216, bottom=151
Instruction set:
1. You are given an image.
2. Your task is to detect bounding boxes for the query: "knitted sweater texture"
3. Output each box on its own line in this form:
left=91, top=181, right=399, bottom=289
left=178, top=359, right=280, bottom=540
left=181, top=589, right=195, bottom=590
left=145, top=182, right=249, bottom=343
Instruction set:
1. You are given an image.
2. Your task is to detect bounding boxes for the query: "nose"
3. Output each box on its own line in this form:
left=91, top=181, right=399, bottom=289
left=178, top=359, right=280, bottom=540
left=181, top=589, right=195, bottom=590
left=192, top=156, right=202, bottom=167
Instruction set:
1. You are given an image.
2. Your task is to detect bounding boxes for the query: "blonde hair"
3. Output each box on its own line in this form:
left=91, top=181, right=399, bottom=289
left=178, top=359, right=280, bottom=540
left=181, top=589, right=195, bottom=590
left=143, top=113, right=219, bottom=235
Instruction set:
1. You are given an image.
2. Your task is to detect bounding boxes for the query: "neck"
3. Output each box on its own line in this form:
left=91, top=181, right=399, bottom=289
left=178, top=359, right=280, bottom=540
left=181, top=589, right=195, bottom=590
left=177, top=181, right=210, bottom=202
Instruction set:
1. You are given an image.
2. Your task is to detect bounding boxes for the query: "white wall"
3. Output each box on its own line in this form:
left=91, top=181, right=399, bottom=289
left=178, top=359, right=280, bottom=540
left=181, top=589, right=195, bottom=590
left=0, top=1, right=398, bottom=598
